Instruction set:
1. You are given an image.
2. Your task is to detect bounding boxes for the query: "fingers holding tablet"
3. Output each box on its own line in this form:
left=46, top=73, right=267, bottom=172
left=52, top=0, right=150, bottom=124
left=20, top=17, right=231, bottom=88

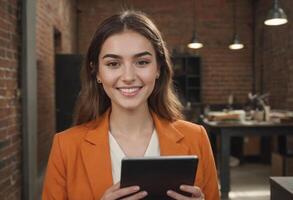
left=180, top=185, right=204, bottom=198
left=167, top=185, right=204, bottom=200
left=120, top=190, right=148, bottom=200
left=101, top=182, right=148, bottom=200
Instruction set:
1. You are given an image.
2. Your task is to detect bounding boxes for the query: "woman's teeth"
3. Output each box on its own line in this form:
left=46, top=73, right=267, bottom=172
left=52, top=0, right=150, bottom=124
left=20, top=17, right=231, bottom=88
left=118, top=87, right=141, bottom=96
left=119, top=88, right=140, bottom=93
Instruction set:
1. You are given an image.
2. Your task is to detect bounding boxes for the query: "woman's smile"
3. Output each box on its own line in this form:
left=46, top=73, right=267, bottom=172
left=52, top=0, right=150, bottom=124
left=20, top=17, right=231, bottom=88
left=116, top=86, right=143, bottom=97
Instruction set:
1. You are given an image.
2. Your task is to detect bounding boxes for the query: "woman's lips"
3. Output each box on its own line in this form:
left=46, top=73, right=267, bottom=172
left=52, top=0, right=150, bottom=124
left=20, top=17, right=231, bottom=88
left=117, top=87, right=142, bottom=97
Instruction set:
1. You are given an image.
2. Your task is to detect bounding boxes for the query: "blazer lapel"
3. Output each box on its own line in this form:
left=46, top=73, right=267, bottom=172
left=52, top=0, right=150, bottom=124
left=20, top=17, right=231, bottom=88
left=81, top=110, right=113, bottom=198
left=152, top=113, right=190, bottom=155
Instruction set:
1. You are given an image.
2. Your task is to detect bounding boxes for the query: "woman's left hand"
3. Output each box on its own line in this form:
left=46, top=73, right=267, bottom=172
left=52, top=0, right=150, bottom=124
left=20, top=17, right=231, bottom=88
left=166, top=185, right=204, bottom=200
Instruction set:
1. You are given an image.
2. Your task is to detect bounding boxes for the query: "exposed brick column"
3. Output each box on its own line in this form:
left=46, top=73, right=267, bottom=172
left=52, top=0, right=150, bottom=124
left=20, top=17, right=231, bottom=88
left=0, top=0, right=22, bottom=199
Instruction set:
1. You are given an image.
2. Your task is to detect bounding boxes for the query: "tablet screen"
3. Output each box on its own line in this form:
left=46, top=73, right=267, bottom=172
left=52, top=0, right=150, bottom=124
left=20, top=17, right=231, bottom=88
left=120, top=155, right=198, bottom=200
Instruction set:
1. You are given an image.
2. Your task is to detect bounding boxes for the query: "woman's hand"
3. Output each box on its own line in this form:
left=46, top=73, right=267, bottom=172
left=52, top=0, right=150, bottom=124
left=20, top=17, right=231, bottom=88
left=166, top=185, right=204, bottom=200
left=101, top=182, right=148, bottom=200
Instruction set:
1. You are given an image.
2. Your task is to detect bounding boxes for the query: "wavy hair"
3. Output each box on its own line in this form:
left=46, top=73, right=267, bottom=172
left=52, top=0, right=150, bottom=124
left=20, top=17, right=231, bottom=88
left=73, top=10, right=183, bottom=125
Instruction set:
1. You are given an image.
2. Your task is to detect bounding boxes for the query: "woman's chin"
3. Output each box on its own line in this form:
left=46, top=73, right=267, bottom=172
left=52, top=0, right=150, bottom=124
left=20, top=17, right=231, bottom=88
left=119, top=104, right=141, bottom=111
left=112, top=101, right=147, bottom=112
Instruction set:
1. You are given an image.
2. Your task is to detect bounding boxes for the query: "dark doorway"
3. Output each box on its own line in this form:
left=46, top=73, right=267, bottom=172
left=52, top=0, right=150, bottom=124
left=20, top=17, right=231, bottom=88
left=55, top=54, right=83, bottom=132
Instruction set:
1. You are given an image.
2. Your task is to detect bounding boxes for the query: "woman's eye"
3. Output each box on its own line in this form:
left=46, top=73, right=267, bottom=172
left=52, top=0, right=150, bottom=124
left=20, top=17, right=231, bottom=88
left=106, top=61, right=120, bottom=68
left=136, top=60, right=150, bottom=66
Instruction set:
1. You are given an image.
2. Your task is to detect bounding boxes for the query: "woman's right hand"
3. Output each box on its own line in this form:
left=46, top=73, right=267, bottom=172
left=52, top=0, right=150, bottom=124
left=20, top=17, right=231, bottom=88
left=101, top=182, right=148, bottom=200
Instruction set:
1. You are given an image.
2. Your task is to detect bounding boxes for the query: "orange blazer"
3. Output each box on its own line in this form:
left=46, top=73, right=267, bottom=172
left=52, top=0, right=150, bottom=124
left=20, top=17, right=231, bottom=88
left=42, top=110, right=220, bottom=200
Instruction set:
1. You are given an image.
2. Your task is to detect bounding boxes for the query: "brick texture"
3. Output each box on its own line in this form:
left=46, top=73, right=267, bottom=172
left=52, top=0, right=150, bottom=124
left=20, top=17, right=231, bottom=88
left=0, top=0, right=22, bottom=199
left=255, top=0, right=293, bottom=110
left=77, top=0, right=253, bottom=104
left=36, top=0, right=77, bottom=171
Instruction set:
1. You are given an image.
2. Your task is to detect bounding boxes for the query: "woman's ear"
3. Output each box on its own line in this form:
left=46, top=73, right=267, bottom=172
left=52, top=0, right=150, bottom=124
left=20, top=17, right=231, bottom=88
left=156, top=73, right=160, bottom=79
left=156, top=66, right=160, bottom=79
left=96, top=75, right=102, bottom=83
left=156, top=65, right=161, bottom=79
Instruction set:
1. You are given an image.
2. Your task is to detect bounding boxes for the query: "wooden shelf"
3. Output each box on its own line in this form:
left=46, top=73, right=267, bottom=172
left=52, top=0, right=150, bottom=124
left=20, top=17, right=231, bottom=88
left=172, top=55, right=201, bottom=104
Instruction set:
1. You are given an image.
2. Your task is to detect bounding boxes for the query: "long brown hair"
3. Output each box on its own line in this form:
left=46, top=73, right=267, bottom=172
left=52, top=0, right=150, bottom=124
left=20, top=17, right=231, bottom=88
left=73, top=10, right=183, bottom=125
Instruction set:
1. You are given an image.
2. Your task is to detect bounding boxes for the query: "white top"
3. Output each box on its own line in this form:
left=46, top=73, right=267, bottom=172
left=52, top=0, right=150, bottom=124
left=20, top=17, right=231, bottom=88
left=109, top=130, right=160, bottom=184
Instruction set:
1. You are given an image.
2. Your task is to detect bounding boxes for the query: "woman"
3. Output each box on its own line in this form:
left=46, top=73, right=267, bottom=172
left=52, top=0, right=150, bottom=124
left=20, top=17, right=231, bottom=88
left=42, top=10, right=219, bottom=200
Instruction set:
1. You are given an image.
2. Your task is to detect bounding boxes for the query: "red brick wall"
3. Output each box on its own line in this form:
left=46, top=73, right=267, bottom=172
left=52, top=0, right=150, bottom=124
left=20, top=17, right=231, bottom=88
left=77, top=0, right=253, bottom=104
left=197, top=0, right=253, bottom=104
left=36, top=0, right=77, bottom=171
left=0, top=0, right=22, bottom=199
left=254, top=0, right=293, bottom=110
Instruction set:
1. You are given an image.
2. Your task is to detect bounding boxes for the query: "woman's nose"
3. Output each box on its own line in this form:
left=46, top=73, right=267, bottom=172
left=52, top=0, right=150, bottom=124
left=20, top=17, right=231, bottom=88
left=121, top=63, right=136, bottom=82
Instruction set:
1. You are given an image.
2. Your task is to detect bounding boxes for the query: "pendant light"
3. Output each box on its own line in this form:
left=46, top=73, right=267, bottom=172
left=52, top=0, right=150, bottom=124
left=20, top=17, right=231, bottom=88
left=188, top=32, right=203, bottom=49
left=264, top=0, right=288, bottom=26
left=229, top=0, right=244, bottom=50
left=229, top=34, right=244, bottom=50
left=187, top=0, right=203, bottom=49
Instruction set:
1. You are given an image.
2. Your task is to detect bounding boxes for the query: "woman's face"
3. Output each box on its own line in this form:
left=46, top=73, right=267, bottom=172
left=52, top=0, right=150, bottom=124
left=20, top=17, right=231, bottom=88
left=97, top=30, right=160, bottom=111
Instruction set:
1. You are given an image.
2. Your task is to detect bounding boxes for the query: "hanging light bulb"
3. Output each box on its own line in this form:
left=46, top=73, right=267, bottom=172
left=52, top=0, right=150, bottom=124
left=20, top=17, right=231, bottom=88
left=229, top=0, right=244, bottom=50
left=229, top=34, right=244, bottom=50
left=264, top=0, right=288, bottom=26
left=187, top=0, right=203, bottom=49
left=188, top=31, right=203, bottom=49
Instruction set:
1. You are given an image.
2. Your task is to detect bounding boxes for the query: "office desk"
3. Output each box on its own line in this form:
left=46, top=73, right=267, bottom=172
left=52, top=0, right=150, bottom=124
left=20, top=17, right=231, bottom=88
left=202, top=119, right=293, bottom=199
left=270, top=177, right=293, bottom=200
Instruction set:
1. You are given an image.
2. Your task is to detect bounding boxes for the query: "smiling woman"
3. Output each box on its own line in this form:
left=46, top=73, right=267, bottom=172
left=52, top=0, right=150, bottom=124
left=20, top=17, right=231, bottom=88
left=98, top=30, right=159, bottom=112
left=42, top=10, right=220, bottom=200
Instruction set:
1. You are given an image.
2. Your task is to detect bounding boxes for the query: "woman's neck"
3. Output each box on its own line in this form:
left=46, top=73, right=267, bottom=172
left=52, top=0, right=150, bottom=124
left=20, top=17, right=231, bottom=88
left=109, top=104, right=154, bottom=138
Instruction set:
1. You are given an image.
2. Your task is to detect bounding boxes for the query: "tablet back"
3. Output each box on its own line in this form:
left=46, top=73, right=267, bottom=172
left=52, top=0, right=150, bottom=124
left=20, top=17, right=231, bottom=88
left=120, top=155, right=198, bottom=200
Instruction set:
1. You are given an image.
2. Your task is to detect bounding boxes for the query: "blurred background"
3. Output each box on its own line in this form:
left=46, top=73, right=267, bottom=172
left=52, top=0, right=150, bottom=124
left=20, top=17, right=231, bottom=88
left=0, top=0, right=293, bottom=199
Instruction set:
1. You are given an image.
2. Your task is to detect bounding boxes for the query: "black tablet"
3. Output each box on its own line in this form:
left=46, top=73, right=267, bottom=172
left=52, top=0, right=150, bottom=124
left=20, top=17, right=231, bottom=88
left=120, top=155, right=198, bottom=200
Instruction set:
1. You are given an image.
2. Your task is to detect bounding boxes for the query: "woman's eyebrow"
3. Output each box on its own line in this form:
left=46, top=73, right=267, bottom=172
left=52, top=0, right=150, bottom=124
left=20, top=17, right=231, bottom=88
left=134, top=51, right=152, bottom=58
left=102, top=51, right=152, bottom=59
left=102, top=54, right=121, bottom=59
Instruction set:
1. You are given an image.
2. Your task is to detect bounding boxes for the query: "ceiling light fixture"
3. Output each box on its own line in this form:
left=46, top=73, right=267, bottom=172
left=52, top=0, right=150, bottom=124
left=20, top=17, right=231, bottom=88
left=264, top=0, right=288, bottom=26
left=187, top=0, right=203, bottom=49
left=229, top=34, right=244, bottom=50
left=229, top=0, right=244, bottom=50
left=188, top=32, right=203, bottom=49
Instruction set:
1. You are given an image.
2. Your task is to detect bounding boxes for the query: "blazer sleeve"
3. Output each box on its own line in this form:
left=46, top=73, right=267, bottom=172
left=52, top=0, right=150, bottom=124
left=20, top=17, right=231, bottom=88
left=42, top=134, right=68, bottom=200
left=199, top=125, right=220, bottom=200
